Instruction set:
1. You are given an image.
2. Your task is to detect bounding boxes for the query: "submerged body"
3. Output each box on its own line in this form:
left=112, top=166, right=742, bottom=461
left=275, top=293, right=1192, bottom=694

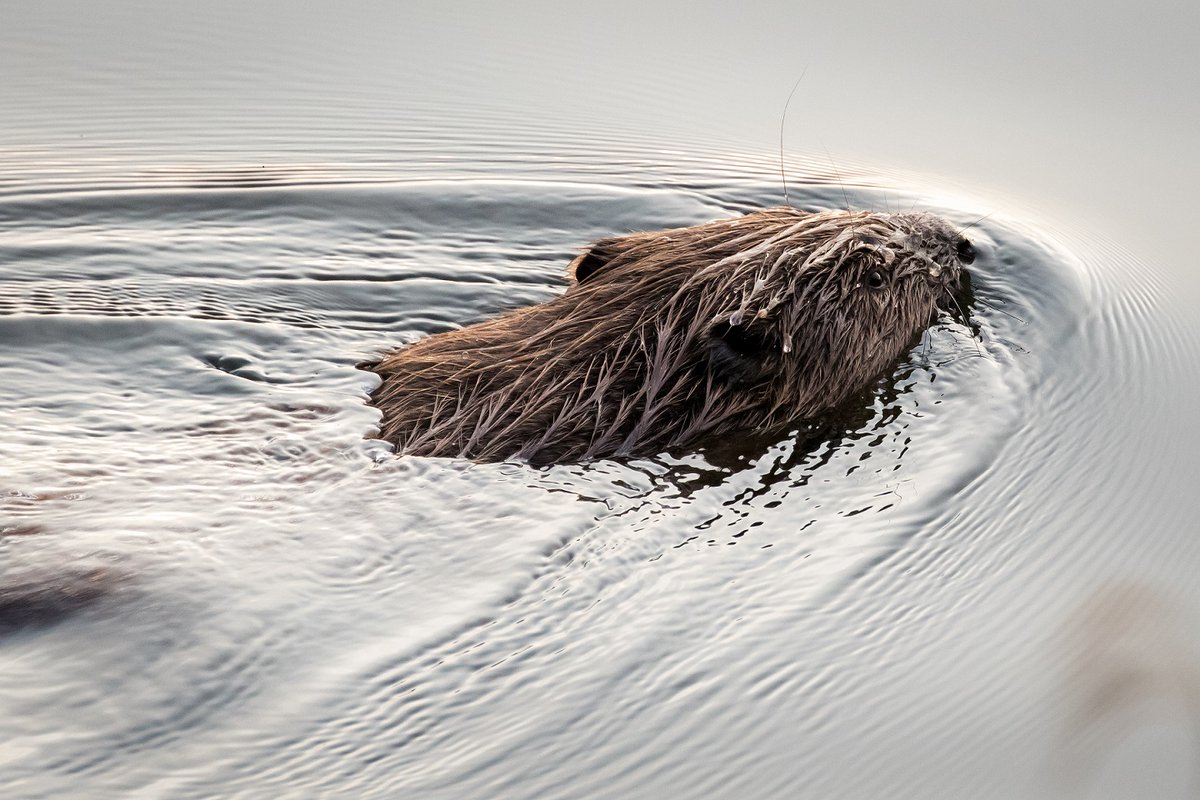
left=364, top=207, right=974, bottom=464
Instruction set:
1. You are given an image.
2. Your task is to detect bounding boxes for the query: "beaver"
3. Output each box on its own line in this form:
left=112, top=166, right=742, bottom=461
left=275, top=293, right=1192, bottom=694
left=363, top=206, right=976, bottom=465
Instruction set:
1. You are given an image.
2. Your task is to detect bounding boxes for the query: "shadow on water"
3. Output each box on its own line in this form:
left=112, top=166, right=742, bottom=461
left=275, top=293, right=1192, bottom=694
left=1, top=508, right=131, bottom=637
left=0, top=565, right=130, bottom=637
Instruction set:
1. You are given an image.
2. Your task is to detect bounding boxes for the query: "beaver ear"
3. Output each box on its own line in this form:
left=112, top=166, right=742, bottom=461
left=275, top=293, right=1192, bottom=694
left=707, top=323, right=772, bottom=386
left=567, top=236, right=630, bottom=285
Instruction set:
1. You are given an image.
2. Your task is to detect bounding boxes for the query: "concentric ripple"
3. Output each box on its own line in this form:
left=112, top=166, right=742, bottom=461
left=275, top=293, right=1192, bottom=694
left=0, top=143, right=1194, bottom=800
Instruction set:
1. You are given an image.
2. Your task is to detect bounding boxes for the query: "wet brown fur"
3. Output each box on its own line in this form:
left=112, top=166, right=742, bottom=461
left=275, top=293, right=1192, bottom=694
left=363, top=206, right=970, bottom=464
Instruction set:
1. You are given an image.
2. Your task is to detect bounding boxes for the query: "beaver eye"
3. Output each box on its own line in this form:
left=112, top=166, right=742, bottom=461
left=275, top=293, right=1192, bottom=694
left=956, top=237, right=977, bottom=265
left=864, top=268, right=886, bottom=290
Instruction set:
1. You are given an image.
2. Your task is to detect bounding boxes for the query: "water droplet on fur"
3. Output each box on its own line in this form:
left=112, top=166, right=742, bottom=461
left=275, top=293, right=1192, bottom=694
left=729, top=310, right=745, bottom=326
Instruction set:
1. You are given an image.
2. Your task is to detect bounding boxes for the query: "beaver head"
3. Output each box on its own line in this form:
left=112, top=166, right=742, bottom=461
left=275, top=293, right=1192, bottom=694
left=365, top=207, right=973, bottom=464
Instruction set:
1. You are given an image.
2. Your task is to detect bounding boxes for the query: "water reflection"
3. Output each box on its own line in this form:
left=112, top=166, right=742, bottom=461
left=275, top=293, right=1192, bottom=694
left=1, top=494, right=132, bottom=635
left=1055, top=581, right=1200, bottom=799
left=0, top=566, right=130, bottom=636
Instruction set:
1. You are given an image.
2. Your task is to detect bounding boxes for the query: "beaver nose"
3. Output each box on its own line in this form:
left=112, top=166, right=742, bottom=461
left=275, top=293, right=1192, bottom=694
left=956, top=237, right=976, bottom=265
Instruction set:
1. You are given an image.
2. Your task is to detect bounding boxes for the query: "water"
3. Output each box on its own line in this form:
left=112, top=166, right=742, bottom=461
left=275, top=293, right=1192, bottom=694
left=3, top=3, right=1199, bottom=799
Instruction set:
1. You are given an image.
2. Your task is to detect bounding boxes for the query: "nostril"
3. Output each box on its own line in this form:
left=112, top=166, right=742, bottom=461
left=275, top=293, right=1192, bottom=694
left=956, top=237, right=977, bottom=265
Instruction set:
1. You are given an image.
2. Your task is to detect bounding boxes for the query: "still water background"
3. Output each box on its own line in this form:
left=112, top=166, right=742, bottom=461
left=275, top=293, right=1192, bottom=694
left=2, top=2, right=1199, bottom=798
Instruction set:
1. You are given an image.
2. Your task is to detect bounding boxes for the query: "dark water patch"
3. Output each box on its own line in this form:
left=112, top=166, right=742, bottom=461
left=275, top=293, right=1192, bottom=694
left=0, top=567, right=130, bottom=637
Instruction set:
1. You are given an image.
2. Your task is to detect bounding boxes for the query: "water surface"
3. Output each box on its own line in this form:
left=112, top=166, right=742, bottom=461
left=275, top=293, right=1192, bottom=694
left=3, top=3, right=1199, bottom=799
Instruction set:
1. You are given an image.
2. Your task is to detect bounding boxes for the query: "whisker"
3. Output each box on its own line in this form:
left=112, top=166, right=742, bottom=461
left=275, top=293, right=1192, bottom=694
left=949, top=290, right=980, bottom=347
left=959, top=211, right=995, bottom=234
left=935, top=352, right=991, bottom=367
left=822, top=144, right=852, bottom=212
left=779, top=68, right=807, bottom=207
left=975, top=296, right=1027, bottom=324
